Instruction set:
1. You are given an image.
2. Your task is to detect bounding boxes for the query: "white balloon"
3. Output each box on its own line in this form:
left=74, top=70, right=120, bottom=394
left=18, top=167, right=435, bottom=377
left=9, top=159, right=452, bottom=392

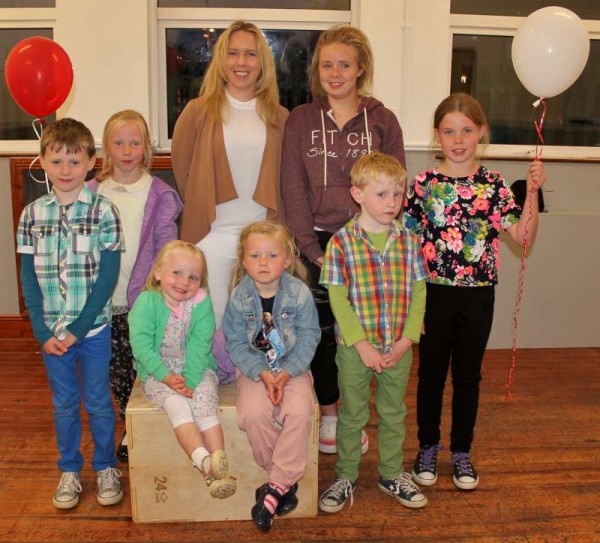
left=512, top=6, right=590, bottom=98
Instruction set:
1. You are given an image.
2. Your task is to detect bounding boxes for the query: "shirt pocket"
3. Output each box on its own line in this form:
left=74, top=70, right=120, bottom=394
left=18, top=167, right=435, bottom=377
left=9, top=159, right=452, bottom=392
left=71, top=219, right=99, bottom=255
left=31, top=225, right=57, bottom=255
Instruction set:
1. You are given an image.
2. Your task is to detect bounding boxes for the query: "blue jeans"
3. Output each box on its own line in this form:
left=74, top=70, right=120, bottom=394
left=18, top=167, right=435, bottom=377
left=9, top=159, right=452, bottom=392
left=42, top=326, right=117, bottom=472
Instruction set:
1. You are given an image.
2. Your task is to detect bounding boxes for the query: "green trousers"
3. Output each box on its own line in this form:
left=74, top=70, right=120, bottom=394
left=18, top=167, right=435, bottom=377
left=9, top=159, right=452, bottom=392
left=335, top=343, right=412, bottom=482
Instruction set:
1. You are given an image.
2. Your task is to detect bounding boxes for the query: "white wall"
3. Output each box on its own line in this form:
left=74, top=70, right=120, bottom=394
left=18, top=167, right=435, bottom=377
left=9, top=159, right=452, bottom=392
left=0, top=0, right=598, bottom=347
left=55, top=0, right=153, bottom=140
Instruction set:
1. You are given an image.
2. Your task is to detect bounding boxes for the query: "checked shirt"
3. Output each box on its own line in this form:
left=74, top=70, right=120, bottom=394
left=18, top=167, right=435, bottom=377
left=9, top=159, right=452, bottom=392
left=320, top=215, right=428, bottom=353
left=17, top=185, right=123, bottom=339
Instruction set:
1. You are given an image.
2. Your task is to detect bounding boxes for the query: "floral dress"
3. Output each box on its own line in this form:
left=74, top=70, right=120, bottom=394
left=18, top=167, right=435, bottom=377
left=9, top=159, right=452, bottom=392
left=403, top=165, right=520, bottom=286
left=142, top=297, right=219, bottom=417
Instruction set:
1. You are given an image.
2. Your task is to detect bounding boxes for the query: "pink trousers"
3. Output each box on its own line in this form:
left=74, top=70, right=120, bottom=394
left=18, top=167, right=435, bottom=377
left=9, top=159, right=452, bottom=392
left=236, top=371, right=314, bottom=486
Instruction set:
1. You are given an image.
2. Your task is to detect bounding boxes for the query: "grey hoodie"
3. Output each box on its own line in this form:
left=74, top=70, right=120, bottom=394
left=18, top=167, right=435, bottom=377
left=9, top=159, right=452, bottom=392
left=281, top=96, right=406, bottom=263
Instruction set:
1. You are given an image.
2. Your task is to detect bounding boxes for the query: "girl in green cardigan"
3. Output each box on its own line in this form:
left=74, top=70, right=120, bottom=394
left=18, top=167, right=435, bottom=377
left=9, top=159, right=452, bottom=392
left=129, top=241, right=236, bottom=499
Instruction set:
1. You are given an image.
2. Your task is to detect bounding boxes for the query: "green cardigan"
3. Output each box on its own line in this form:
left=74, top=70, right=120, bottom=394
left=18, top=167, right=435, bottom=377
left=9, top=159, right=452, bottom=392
left=129, top=289, right=217, bottom=389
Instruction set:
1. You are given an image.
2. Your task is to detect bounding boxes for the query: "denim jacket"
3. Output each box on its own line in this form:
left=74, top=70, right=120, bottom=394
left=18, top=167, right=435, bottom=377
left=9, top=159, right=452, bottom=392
left=222, top=272, right=320, bottom=381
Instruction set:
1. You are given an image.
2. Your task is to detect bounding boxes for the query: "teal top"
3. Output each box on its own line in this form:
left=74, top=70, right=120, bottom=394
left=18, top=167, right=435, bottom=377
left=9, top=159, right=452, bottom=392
left=129, top=289, right=217, bottom=389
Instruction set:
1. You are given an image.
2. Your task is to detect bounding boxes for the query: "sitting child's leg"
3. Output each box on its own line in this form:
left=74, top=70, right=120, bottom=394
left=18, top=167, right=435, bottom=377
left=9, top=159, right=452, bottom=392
left=162, top=395, right=236, bottom=499
left=242, top=373, right=314, bottom=531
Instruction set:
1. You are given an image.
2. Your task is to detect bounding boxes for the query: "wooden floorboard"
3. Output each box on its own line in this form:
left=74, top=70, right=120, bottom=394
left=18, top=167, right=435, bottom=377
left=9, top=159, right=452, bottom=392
left=0, top=340, right=598, bottom=543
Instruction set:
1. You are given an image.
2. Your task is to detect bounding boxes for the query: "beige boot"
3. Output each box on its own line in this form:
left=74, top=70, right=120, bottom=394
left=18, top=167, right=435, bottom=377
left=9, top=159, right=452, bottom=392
left=199, top=450, right=237, bottom=499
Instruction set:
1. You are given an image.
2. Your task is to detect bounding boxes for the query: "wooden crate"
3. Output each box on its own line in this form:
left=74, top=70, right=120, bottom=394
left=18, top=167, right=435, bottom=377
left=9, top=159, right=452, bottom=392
left=126, top=379, right=319, bottom=523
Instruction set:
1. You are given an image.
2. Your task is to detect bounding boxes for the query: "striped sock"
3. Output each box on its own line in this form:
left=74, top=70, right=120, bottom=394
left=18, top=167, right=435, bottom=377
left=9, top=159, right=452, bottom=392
left=263, top=482, right=290, bottom=514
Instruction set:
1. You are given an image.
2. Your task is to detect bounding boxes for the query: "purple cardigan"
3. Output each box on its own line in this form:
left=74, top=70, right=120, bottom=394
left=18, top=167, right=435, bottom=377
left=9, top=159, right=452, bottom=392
left=87, top=176, right=183, bottom=308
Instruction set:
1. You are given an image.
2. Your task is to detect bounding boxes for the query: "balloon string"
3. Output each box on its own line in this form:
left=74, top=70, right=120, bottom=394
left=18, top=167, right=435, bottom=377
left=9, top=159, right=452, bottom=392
left=30, top=118, right=51, bottom=194
left=533, top=99, right=546, bottom=160
left=506, top=203, right=531, bottom=401
left=506, top=99, right=544, bottom=400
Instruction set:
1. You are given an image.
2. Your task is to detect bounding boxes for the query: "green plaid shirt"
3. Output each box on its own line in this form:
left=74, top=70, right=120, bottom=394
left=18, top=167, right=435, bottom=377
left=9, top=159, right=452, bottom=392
left=321, top=215, right=428, bottom=352
left=17, top=185, right=123, bottom=338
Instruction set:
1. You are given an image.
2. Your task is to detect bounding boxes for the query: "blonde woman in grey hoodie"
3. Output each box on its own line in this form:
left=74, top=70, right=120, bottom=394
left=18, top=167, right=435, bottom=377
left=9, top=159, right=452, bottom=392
left=281, top=24, right=406, bottom=457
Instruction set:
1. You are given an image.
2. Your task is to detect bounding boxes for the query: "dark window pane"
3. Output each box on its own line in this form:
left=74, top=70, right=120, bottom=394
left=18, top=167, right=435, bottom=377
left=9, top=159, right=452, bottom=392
left=451, top=0, right=600, bottom=19
left=166, top=27, right=320, bottom=137
left=159, top=1, right=349, bottom=8
left=0, top=28, right=55, bottom=140
left=451, top=34, right=600, bottom=147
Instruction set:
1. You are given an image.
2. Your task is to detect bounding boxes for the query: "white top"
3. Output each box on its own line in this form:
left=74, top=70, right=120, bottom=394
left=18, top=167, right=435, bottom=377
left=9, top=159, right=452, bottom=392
left=212, top=91, right=267, bottom=236
left=97, top=172, right=152, bottom=307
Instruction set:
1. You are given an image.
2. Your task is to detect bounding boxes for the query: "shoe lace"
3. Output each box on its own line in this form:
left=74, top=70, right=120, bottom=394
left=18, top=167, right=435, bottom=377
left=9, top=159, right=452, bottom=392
left=98, top=467, right=122, bottom=488
left=329, top=479, right=354, bottom=509
left=452, top=453, right=474, bottom=475
left=396, top=473, right=420, bottom=496
left=58, top=472, right=82, bottom=494
left=418, top=444, right=443, bottom=471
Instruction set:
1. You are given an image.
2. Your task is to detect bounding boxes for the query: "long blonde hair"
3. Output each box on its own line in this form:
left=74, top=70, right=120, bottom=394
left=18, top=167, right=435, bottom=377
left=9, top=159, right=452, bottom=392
left=230, top=221, right=308, bottom=292
left=97, top=110, right=153, bottom=181
left=200, top=20, right=281, bottom=127
left=145, top=241, right=209, bottom=292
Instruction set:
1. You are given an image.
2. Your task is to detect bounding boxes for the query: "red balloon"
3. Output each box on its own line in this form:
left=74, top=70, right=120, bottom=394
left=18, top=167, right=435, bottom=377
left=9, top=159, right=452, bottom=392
left=4, top=37, right=73, bottom=118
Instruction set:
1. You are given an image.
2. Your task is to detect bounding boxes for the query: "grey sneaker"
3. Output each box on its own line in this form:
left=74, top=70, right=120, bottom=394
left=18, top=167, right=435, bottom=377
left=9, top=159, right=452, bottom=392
left=378, top=472, right=428, bottom=509
left=319, top=479, right=355, bottom=513
left=53, top=471, right=82, bottom=509
left=412, top=444, right=443, bottom=486
left=451, top=452, right=479, bottom=490
left=96, top=467, right=123, bottom=505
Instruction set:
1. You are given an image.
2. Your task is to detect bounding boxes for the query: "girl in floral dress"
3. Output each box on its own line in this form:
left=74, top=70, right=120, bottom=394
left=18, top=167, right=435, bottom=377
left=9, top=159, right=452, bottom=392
left=403, top=93, right=546, bottom=492
left=129, top=241, right=236, bottom=499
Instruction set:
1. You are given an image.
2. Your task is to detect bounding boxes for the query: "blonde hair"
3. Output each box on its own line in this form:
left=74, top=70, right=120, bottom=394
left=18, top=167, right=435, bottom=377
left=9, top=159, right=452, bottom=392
left=145, top=241, right=209, bottom=292
left=230, top=221, right=308, bottom=291
left=200, top=20, right=281, bottom=127
left=350, top=151, right=407, bottom=190
left=309, top=24, right=374, bottom=98
left=40, top=118, right=96, bottom=159
left=97, top=110, right=153, bottom=181
left=433, top=93, right=490, bottom=147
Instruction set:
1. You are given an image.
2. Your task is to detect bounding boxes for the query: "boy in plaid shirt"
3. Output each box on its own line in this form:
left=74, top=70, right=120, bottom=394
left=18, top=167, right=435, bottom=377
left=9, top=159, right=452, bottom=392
left=318, top=152, right=428, bottom=513
left=17, top=119, right=124, bottom=510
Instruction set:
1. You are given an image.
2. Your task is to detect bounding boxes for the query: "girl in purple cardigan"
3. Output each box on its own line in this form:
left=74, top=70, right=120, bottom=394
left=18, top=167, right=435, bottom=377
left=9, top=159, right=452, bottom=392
left=89, top=110, right=182, bottom=462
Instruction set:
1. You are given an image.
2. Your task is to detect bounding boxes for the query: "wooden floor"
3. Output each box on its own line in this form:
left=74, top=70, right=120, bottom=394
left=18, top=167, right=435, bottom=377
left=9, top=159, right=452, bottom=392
left=0, top=340, right=598, bottom=543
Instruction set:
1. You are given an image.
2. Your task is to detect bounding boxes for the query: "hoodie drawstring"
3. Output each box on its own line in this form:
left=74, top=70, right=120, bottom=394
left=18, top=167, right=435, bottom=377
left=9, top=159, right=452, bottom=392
left=321, top=106, right=371, bottom=192
left=363, top=107, right=372, bottom=153
left=320, top=108, right=328, bottom=191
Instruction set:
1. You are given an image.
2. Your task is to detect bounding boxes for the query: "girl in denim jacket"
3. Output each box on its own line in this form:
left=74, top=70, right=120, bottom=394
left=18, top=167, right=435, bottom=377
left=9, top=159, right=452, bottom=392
left=222, top=221, right=320, bottom=532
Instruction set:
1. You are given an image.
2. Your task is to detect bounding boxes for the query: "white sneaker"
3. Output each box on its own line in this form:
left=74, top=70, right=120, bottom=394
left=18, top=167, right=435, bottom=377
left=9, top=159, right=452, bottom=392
left=96, top=467, right=123, bottom=506
left=318, top=421, right=369, bottom=455
left=53, top=471, right=82, bottom=509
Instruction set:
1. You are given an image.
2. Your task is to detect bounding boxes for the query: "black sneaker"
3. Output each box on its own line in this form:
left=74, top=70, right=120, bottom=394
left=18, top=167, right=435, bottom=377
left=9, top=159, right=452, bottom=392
left=319, top=479, right=355, bottom=513
left=451, top=452, right=479, bottom=490
left=378, top=473, right=427, bottom=509
left=412, top=444, right=443, bottom=486
left=116, top=431, right=128, bottom=463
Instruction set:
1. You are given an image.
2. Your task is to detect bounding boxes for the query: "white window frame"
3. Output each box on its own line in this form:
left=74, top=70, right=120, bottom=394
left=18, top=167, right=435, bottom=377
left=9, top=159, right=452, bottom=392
left=450, top=13, right=600, bottom=159
left=0, top=7, right=56, bottom=154
left=154, top=6, right=354, bottom=150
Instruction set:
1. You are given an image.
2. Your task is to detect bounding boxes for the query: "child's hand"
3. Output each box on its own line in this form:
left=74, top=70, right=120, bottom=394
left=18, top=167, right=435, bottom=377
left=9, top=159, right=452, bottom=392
left=260, top=371, right=279, bottom=405
left=42, top=336, right=67, bottom=356
left=382, top=337, right=412, bottom=368
left=354, top=340, right=386, bottom=373
left=163, top=373, right=193, bottom=397
left=272, top=371, right=291, bottom=405
left=526, top=160, right=547, bottom=190
left=59, top=331, right=77, bottom=350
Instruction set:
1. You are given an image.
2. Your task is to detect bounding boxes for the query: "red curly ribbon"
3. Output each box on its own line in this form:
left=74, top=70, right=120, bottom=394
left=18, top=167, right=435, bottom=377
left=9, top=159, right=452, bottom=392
left=505, top=99, right=545, bottom=401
